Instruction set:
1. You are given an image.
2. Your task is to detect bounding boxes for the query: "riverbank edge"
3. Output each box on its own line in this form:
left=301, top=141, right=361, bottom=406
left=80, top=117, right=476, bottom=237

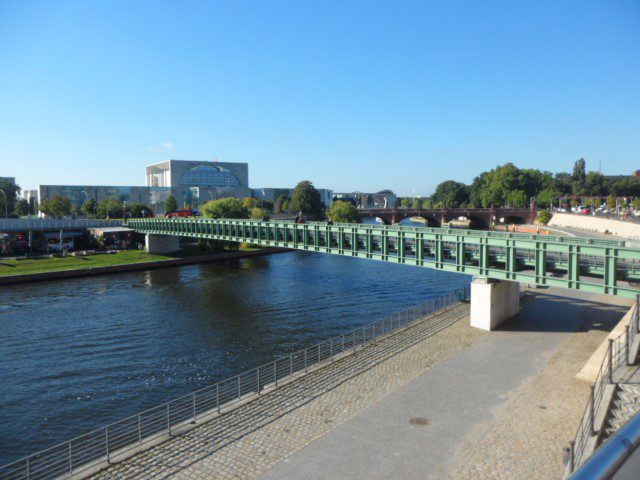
left=0, top=247, right=292, bottom=286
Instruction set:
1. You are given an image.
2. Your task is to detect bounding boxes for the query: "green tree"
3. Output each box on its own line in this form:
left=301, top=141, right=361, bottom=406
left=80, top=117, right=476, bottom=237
left=164, top=195, right=178, bottom=214
left=242, top=197, right=263, bottom=209
left=432, top=180, right=470, bottom=208
left=125, top=203, right=153, bottom=218
left=0, top=179, right=20, bottom=218
left=13, top=199, right=30, bottom=217
left=632, top=198, right=640, bottom=210
left=611, top=178, right=640, bottom=197
left=400, top=198, right=411, bottom=208
left=470, top=163, right=520, bottom=207
left=292, top=180, right=323, bottom=219
left=551, top=172, right=573, bottom=195
left=201, top=197, right=248, bottom=219
left=281, top=198, right=291, bottom=213
left=421, top=198, right=433, bottom=209
left=274, top=193, right=290, bottom=213
left=505, top=189, right=527, bottom=208
left=81, top=198, right=98, bottom=217
left=97, top=197, right=123, bottom=219
left=585, top=172, right=609, bottom=196
left=411, top=198, right=422, bottom=209
left=249, top=207, right=269, bottom=220
left=537, top=210, right=552, bottom=225
left=40, top=196, right=72, bottom=218
left=328, top=201, right=360, bottom=223
left=572, top=158, right=587, bottom=195
left=606, top=195, right=616, bottom=209
left=537, top=188, right=559, bottom=209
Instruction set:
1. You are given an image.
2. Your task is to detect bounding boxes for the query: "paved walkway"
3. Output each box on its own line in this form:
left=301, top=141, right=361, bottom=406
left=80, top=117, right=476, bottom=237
left=91, top=302, right=481, bottom=479
left=90, top=289, right=631, bottom=480
left=260, top=290, right=630, bottom=480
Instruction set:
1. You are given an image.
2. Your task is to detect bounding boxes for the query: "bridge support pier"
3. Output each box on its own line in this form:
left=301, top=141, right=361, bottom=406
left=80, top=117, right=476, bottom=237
left=470, top=277, right=520, bottom=331
left=145, top=234, right=180, bottom=254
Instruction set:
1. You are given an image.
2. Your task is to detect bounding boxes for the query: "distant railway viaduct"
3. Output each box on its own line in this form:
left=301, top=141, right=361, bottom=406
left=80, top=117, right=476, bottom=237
left=357, top=206, right=537, bottom=228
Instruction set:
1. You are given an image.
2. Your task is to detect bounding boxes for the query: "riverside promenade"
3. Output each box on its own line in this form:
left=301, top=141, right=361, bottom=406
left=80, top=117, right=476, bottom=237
left=90, top=289, right=631, bottom=480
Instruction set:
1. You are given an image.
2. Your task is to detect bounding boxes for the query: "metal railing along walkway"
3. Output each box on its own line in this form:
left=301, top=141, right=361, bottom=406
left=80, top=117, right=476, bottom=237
left=0, top=287, right=470, bottom=480
left=129, top=218, right=640, bottom=298
left=566, top=295, right=640, bottom=475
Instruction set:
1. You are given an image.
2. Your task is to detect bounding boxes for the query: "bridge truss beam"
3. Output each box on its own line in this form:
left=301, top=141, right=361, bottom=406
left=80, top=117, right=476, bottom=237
left=129, top=218, right=640, bottom=298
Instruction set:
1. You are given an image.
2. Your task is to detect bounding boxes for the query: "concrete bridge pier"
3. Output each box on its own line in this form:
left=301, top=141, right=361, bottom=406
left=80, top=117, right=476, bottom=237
left=470, top=277, right=520, bottom=331
left=145, top=234, right=180, bottom=254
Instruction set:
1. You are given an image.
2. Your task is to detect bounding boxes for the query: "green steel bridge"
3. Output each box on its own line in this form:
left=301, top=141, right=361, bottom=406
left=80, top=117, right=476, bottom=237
left=128, top=218, right=640, bottom=298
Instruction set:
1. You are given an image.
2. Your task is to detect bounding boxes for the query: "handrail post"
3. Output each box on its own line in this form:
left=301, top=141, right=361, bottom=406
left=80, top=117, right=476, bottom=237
left=626, top=324, right=631, bottom=366
left=330, top=338, right=333, bottom=362
left=257, top=367, right=261, bottom=395
left=138, top=414, right=142, bottom=444
left=192, top=392, right=197, bottom=420
left=105, top=426, right=110, bottom=464
left=290, top=353, right=293, bottom=377
left=569, top=440, right=575, bottom=472
left=167, top=403, right=171, bottom=433
left=636, top=293, right=640, bottom=334
left=68, top=440, right=73, bottom=474
left=590, top=384, right=595, bottom=435
left=608, top=339, right=614, bottom=384
left=216, top=384, right=220, bottom=413
left=304, top=349, right=308, bottom=373
left=274, top=361, right=278, bottom=387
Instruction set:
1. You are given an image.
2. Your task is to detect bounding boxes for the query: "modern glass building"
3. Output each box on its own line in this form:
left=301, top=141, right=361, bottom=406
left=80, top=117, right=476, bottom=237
left=146, top=160, right=251, bottom=209
left=38, top=185, right=152, bottom=208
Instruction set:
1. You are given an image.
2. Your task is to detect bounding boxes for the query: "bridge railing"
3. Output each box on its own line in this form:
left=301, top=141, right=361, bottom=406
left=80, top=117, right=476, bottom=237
left=288, top=220, right=626, bottom=247
left=0, top=287, right=470, bottom=480
left=129, top=218, right=640, bottom=298
left=0, top=219, right=124, bottom=232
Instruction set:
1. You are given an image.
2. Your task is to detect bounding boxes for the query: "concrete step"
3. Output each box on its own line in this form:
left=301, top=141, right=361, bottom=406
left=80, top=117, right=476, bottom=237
left=603, top=383, right=640, bottom=438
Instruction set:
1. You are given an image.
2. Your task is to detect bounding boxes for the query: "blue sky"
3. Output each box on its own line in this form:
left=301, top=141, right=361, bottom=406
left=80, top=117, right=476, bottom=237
left=1, top=1, right=639, bottom=195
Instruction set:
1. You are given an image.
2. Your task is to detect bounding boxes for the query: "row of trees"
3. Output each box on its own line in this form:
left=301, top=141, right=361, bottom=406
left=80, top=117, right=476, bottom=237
left=39, top=196, right=153, bottom=219
left=199, top=181, right=360, bottom=223
left=398, top=159, right=640, bottom=209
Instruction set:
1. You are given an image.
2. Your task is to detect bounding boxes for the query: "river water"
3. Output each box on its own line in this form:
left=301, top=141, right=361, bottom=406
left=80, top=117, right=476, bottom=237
left=0, top=251, right=471, bottom=465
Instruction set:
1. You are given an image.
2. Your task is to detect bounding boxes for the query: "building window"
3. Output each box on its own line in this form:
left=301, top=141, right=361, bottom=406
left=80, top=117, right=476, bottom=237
left=179, top=165, right=240, bottom=188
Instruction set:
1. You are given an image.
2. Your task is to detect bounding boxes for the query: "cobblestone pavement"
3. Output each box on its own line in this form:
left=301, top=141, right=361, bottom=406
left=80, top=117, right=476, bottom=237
left=446, top=292, right=630, bottom=480
left=91, top=302, right=481, bottom=479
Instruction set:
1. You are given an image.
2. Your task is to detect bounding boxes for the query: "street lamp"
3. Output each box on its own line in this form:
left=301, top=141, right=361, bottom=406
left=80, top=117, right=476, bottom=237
left=0, top=189, right=7, bottom=218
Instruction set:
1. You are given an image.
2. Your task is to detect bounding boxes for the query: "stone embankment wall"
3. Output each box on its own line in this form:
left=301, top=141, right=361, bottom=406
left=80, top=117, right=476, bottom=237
left=548, top=213, right=640, bottom=238
left=576, top=300, right=637, bottom=383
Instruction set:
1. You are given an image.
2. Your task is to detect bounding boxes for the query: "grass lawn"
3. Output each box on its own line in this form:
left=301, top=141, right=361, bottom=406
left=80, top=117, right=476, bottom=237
left=0, top=245, right=259, bottom=277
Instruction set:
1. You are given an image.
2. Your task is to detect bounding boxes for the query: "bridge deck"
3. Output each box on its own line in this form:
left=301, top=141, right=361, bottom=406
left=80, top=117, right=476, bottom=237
left=128, top=218, right=640, bottom=298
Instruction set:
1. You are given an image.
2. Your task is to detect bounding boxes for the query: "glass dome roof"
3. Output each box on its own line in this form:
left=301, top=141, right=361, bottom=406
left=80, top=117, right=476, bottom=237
left=179, top=165, right=240, bottom=188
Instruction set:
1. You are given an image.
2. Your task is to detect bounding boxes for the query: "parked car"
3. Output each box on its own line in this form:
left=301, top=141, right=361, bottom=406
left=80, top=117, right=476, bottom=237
left=165, top=208, right=198, bottom=218
left=580, top=207, right=591, bottom=214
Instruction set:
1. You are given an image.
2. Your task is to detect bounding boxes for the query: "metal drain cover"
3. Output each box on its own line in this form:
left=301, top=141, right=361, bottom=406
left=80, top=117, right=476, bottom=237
left=410, top=417, right=430, bottom=427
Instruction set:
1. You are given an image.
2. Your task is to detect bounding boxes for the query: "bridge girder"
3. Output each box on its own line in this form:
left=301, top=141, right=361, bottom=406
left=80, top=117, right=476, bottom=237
left=129, top=218, right=639, bottom=298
